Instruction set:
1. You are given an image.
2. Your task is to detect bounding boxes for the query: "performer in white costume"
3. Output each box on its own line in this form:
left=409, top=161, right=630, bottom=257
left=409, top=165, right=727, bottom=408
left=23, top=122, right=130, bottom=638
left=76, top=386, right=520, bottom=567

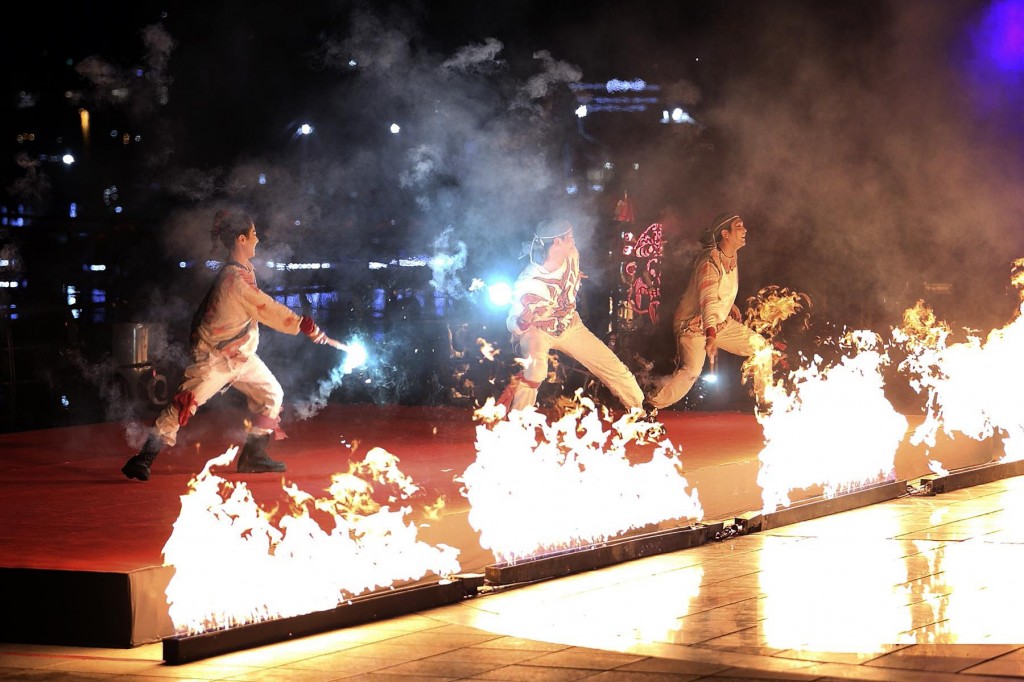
left=121, top=209, right=341, bottom=481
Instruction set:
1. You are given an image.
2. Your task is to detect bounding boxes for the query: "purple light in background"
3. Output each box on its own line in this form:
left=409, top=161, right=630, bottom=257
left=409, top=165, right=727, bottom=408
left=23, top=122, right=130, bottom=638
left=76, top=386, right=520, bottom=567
left=976, top=0, right=1024, bottom=72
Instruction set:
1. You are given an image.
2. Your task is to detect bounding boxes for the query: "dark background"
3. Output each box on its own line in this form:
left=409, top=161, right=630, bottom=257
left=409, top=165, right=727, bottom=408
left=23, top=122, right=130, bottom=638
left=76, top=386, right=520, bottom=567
left=2, top=0, right=1023, bottom=432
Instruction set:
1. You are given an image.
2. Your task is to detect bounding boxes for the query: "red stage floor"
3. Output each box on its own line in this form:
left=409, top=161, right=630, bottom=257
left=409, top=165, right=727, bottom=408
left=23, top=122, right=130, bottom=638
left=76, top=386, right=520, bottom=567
left=0, top=403, right=995, bottom=648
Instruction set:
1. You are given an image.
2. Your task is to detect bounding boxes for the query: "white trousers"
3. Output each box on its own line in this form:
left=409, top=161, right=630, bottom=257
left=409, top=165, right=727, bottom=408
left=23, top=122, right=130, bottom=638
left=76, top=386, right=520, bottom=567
left=649, top=318, right=767, bottom=409
left=511, top=315, right=644, bottom=412
left=154, top=352, right=283, bottom=446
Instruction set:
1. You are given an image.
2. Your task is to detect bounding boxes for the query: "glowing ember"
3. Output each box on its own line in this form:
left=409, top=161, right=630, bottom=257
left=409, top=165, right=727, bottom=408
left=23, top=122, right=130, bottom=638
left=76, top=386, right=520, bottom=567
left=744, top=285, right=812, bottom=339
left=477, top=337, right=499, bottom=361
left=895, top=281, right=1024, bottom=462
left=163, top=446, right=460, bottom=635
left=756, top=331, right=907, bottom=514
left=741, top=285, right=811, bottom=400
left=463, top=397, right=702, bottom=564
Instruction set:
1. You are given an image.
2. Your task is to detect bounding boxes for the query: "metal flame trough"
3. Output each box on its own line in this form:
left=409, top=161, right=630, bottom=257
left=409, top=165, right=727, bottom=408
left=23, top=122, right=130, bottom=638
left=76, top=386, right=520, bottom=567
left=484, top=523, right=718, bottom=586
left=162, top=576, right=481, bottom=665
left=921, top=458, right=1024, bottom=495
left=731, top=479, right=908, bottom=535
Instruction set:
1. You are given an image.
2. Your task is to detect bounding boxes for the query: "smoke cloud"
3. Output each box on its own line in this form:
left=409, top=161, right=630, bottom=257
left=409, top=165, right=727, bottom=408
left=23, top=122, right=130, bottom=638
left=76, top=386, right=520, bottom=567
left=17, top=0, right=1024, bottom=433
left=696, top=1, right=1024, bottom=331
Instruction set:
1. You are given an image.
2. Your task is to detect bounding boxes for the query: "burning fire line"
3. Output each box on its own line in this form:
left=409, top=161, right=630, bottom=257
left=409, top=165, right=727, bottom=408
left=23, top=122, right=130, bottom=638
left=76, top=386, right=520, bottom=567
left=754, top=330, right=907, bottom=514
left=742, top=289, right=906, bottom=514
left=162, top=446, right=460, bottom=636
left=158, top=264, right=1024, bottom=642
left=894, top=272, right=1024, bottom=463
left=462, top=396, right=703, bottom=565
left=747, top=261, right=1024, bottom=514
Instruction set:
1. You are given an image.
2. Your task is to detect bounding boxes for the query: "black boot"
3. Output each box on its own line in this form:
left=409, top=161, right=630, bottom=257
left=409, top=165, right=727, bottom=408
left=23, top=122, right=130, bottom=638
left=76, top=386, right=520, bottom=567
left=236, top=433, right=286, bottom=473
left=121, top=434, right=163, bottom=481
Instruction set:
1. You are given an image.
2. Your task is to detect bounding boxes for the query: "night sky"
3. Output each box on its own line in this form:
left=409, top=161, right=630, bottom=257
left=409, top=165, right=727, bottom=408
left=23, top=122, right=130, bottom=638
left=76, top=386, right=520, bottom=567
left=4, top=0, right=1024, bottom=422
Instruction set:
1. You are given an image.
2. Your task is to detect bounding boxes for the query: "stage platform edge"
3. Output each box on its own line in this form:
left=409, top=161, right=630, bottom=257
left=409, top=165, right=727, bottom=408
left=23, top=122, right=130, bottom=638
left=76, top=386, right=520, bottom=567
left=0, top=565, right=173, bottom=648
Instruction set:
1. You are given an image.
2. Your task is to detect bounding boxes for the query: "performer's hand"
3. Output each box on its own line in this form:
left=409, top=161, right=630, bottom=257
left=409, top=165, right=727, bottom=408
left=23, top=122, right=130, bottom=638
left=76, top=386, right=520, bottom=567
left=300, top=316, right=341, bottom=348
left=730, top=305, right=742, bottom=322
left=705, top=336, right=719, bottom=363
left=321, top=335, right=345, bottom=350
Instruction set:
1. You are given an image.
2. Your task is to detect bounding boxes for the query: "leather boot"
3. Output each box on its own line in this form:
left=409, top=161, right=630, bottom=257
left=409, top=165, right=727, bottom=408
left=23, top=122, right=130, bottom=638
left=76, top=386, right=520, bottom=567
left=121, top=434, right=164, bottom=481
left=236, top=433, right=286, bottom=473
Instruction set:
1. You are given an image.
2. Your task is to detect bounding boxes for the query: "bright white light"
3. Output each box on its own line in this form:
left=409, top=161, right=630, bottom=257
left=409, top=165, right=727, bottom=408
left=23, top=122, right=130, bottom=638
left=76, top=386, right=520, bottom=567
left=488, top=281, right=513, bottom=307
left=62, top=154, right=75, bottom=165
left=342, top=339, right=369, bottom=374
left=390, top=123, right=401, bottom=134
left=566, top=183, right=578, bottom=195
left=179, top=261, right=187, bottom=269
left=297, top=124, right=314, bottom=136
left=575, top=104, right=588, bottom=118
left=671, top=108, right=695, bottom=124
left=88, top=264, right=106, bottom=272
left=278, top=261, right=331, bottom=270
left=348, top=59, right=357, bottom=67
left=704, top=373, right=718, bottom=384
left=368, top=261, right=387, bottom=270
left=469, top=278, right=486, bottom=292
left=258, top=173, right=267, bottom=185
left=605, top=78, right=646, bottom=92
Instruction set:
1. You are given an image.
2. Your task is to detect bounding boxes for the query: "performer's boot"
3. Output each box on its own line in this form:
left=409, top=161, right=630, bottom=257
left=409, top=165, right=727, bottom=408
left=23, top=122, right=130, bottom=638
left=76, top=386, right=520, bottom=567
left=121, top=434, right=164, bottom=481
left=236, top=433, right=286, bottom=473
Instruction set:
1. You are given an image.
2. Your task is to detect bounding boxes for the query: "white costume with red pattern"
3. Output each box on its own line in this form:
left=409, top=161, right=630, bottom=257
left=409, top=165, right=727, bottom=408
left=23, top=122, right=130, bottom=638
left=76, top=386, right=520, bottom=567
left=648, top=248, right=767, bottom=409
left=505, top=250, right=643, bottom=412
left=153, top=261, right=302, bottom=445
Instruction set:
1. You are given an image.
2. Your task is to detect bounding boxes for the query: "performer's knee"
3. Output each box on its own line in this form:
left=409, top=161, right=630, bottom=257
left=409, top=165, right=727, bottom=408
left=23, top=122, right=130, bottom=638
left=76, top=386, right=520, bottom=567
left=252, top=381, right=284, bottom=417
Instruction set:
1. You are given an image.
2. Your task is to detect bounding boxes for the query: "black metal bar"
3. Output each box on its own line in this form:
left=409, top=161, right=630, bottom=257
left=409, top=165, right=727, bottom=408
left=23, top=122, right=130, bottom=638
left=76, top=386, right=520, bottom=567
left=760, top=480, right=906, bottom=531
left=163, top=576, right=480, bottom=665
left=484, top=523, right=716, bottom=586
left=924, top=458, right=1024, bottom=495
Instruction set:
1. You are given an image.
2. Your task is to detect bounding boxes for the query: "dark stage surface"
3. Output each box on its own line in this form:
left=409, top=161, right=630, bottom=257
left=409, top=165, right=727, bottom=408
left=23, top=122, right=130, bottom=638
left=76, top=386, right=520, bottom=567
left=0, top=403, right=995, bottom=648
